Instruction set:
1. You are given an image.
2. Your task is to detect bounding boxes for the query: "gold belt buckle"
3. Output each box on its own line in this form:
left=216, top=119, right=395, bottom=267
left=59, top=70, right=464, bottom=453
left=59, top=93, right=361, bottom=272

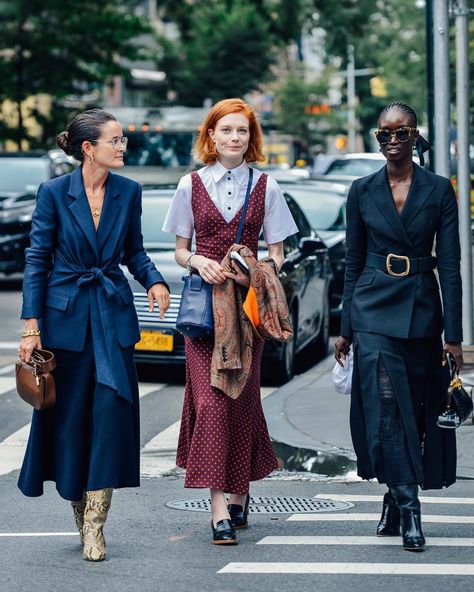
left=386, top=253, right=410, bottom=277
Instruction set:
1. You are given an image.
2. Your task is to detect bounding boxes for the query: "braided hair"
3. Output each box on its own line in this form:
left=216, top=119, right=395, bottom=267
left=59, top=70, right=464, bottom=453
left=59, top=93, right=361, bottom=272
left=378, top=102, right=430, bottom=166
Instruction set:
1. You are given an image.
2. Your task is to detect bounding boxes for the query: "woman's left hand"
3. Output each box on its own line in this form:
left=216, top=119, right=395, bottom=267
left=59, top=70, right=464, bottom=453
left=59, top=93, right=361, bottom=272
left=223, top=263, right=250, bottom=288
left=443, top=342, right=463, bottom=372
left=148, top=283, right=170, bottom=318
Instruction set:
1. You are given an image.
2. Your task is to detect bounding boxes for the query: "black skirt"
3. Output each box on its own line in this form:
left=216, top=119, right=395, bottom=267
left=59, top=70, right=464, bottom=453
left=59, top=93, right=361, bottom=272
left=351, top=331, right=456, bottom=490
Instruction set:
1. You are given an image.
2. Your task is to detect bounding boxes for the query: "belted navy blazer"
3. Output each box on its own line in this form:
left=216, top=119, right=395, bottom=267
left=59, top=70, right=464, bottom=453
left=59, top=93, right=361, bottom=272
left=341, top=164, right=462, bottom=343
left=21, top=166, right=167, bottom=402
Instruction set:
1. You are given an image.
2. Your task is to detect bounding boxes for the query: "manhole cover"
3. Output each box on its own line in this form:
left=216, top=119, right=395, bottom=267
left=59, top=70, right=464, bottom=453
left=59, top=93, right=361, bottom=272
left=166, top=496, right=354, bottom=513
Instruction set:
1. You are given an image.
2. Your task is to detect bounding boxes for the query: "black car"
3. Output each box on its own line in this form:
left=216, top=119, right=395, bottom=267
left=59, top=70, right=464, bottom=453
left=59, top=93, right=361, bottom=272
left=278, top=182, right=348, bottom=329
left=125, top=188, right=332, bottom=384
left=0, top=151, right=76, bottom=274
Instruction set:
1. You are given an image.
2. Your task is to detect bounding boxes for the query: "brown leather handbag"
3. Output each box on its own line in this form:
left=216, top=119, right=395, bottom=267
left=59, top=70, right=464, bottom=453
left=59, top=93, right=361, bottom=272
left=15, top=348, right=56, bottom=410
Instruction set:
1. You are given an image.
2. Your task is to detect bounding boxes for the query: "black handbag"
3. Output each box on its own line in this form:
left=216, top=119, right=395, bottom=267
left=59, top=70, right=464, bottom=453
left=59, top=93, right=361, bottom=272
left=176, top=168, right=254, bottom=339
left=436, top=353, right=473, bottom=429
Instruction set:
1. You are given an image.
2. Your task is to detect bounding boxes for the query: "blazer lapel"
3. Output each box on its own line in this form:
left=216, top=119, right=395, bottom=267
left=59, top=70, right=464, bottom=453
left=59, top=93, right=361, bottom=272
left=97, top=173, right=123, bottom=251
left=68, top=167, right=99, bottom=258
left=367, top=166, right=414, bottom=248
left=399, top=165, right=436, bottom=228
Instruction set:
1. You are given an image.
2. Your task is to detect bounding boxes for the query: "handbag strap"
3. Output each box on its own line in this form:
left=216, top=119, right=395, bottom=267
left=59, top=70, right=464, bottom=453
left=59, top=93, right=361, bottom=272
left=235, top=167, right=254, bottom=244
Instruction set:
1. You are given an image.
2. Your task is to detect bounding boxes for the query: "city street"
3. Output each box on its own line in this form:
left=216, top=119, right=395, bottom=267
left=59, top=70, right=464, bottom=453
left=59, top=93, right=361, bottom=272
left=1, top=279, right=474, bottom=592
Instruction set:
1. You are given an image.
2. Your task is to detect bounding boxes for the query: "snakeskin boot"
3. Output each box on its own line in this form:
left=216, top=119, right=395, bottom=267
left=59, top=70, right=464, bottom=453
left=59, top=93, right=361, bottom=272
left=71, top=492, right=87, bottom=544
left=82, top=489, right=113, bottom=562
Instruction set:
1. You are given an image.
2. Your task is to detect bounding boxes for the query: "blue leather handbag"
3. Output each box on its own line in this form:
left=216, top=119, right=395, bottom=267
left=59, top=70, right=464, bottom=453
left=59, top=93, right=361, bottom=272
left=176, top=168, right=254, bottom=339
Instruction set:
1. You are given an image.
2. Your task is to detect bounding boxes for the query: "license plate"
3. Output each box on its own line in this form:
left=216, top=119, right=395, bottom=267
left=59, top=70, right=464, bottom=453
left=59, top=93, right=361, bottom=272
left=135, top=330, right=174, bottom=352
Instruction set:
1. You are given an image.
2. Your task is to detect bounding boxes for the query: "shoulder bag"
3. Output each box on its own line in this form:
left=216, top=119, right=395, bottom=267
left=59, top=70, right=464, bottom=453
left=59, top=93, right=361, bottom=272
left=437, top=353, right=473, bottom=429
left=16, top=348, right=56, bottom=410
left=176, top=168, right=254, bottom=339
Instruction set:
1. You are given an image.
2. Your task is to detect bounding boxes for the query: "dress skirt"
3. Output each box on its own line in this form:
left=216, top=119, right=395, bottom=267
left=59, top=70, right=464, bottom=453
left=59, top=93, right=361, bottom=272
left=176, top=336, right=278, bottom=495
left=351, top=331, right=456, bottom=489
left=17, top=336, right=140, bottom=502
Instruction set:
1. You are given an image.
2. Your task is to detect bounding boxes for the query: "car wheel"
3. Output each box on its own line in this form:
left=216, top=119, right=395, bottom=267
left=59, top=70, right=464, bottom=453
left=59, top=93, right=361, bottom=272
left=273, top=307, right=297, bottom=385
left=314, top=294, right=330, bottom=359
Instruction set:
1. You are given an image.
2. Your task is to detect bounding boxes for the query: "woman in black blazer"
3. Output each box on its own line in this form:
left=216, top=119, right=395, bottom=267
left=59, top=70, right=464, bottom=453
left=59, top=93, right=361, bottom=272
left=335, top=102, right=463, bottom=552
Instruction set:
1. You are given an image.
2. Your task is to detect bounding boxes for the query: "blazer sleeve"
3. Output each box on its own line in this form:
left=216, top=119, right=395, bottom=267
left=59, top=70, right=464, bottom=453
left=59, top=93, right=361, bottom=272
left=436, top=179, right=463, bottom=342
left=121, top=185, right=169, bottom=292
left=340, top=181, right=367, bottom=339
left=21, top=183, right=57, bottom=319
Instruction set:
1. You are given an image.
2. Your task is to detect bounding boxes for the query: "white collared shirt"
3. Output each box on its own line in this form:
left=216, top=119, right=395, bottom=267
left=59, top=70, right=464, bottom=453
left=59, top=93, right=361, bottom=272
left=162, top=161, right=298, bottom=244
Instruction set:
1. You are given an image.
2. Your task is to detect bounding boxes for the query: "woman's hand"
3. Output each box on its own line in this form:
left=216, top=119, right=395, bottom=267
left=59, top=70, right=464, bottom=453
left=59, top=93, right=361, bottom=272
left=335, top=336, right=352, bottom=367
left=223, top=262, right=250, bottom=288
left=192, top=255, right=227, bottom=285
left=148, top=283, right=170, bottom=319
left=19, top=336, right=42, bottom=364
left=443, top=342, right=463, bottom=372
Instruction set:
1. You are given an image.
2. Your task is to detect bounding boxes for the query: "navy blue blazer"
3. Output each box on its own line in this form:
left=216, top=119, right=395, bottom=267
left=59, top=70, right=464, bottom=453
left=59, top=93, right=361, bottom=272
left=341, top=164, right=462, bottom=343
left=21, top=166, right=167, bottom=402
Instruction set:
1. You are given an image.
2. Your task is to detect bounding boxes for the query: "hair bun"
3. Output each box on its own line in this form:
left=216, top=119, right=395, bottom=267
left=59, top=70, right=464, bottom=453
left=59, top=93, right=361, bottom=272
left=56, top=131, right=72, bottom=155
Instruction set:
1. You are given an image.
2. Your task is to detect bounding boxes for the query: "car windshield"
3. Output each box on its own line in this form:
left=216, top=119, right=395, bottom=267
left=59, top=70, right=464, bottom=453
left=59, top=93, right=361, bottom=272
left=326, top=158, right=384, bottom=177
left=124, top=132, right=193, bottom=167
left=0, top=158, right=49, bottom=193
left=287, top=188, right=346, bottom=230
left=141, top=192, right=176, bottom=247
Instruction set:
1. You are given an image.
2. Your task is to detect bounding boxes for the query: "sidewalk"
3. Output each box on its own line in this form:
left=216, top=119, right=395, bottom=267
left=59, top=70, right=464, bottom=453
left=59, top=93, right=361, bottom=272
left=264, top=354, right=474, bottom=480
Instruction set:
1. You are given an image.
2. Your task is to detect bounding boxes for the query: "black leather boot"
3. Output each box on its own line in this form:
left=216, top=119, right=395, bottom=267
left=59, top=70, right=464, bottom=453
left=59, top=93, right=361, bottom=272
left=376, top=490, right=400, bottom=536
left=389, top=483, right=425, bottom=551
left=228, top=495, right=250, bottom=530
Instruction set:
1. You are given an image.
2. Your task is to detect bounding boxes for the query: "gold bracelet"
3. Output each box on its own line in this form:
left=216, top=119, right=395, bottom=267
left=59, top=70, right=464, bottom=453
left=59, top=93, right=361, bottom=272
left=21, top=329, right=41, bottom=338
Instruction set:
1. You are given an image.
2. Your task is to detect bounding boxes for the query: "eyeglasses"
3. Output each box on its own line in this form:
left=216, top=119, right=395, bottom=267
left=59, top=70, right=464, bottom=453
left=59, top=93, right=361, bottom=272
left=105, top=136, right=128, bottom=150
left=374, top=127, right=417, bottom=144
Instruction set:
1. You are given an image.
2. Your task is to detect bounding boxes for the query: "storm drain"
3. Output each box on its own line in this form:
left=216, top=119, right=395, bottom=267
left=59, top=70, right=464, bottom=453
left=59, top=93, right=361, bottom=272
left=166, top=496, right=354, bottom=513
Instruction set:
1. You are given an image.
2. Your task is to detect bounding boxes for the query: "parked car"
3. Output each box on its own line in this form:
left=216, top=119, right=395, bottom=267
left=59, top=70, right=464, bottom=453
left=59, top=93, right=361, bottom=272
left=125, top=187, right=332, bottom=384
left=0, top=151, right=77, bottom=274
left=314, top=152, right=386, bottom=181
left=281, top=183, right=348, bottom=330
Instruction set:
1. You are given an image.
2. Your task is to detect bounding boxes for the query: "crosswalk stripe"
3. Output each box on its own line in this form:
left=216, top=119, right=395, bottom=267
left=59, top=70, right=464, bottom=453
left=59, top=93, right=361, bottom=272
left=287, top=513, right=474, bottom=524
left=139, top=384, right=165, bottom=399
left=0, top=364, right=15, bottom=376
left=0, top=343, right=19, bottom=350
left=218, top=562, right=474, bottom=575
left=0, top=377, right=16, bottom=396
left=257, top=535, right=474, bottom=546
left=314, top=494, right=474, bottom=505
left=0, top=423, right=31, bottom=477
left=141, top=420, right=181, bottom=477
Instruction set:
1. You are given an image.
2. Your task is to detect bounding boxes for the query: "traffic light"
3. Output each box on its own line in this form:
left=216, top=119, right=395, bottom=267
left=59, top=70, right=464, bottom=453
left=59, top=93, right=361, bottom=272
left=370, top=76, right=387, bottom=97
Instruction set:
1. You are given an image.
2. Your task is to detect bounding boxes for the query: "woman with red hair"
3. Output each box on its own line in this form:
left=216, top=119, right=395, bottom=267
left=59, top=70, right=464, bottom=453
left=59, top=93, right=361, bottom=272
left=163, top=98, right=297, bottom=545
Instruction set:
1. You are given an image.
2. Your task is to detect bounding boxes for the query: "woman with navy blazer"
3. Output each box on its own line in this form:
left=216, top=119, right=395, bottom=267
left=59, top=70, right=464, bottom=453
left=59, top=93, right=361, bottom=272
left=17, top=109, right=170, bottom=561
left=335, top=103, right=463, bottom=552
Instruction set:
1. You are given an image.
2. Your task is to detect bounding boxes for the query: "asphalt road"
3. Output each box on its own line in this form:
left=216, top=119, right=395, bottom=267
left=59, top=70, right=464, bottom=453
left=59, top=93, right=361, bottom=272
left=1, top=279, right=474, bottom=592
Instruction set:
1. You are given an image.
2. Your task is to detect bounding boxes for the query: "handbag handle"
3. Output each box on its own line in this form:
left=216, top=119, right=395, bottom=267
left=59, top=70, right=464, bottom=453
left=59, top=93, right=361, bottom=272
left=235, top=168, right=254, bottom=244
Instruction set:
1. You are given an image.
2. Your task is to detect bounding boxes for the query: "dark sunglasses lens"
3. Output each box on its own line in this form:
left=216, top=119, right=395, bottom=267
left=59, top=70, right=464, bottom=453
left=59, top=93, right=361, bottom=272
left=377, top=131, right=391, bottom=144
left=396, top=129, right=410, bottom=142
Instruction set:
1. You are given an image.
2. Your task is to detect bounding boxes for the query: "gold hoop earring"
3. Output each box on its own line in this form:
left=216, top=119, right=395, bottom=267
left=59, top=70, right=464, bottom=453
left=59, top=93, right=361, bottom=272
left=89, top=155, right=94, bottom=165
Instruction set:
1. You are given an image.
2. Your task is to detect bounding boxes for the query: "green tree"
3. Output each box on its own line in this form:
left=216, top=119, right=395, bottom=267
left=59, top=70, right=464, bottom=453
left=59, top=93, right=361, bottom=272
left=0, top=0, right=150, bottom=149
left=156, top=1, right=277, bottom=106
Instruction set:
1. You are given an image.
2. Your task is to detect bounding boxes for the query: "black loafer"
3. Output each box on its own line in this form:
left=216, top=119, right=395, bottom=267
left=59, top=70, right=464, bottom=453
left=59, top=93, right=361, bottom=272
left=228, top=495, right=250, bottom=530
left=211, top=519, right=239, bottom=545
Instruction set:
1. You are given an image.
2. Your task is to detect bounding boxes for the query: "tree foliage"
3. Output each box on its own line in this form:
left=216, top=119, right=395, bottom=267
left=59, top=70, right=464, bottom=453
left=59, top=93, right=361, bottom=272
left=0, top=0, right=150, bottom=147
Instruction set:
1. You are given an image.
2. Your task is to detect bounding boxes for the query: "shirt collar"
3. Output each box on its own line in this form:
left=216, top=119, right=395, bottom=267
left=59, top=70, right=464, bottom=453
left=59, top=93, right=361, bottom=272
left=209, top=160, right=249, bottom=184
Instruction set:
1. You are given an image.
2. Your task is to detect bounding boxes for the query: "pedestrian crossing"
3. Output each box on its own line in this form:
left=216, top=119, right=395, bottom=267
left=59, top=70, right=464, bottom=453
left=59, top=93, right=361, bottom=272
left=0, top=363, right=275, bottom=479
left=217, top=493, right=474, bottom=577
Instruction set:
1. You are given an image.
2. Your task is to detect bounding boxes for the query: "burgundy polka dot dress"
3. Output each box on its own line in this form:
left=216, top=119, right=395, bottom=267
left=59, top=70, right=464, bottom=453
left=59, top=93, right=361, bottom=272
left=175, top=171, right=278, bottom=495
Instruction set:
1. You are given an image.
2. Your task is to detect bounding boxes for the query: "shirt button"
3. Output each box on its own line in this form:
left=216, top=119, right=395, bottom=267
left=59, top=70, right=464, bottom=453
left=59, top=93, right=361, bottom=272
left=228, top=207, right=231, bottom=210
left=227, top=171, right=231, bottom=174
left=228, top=191, right=231, bottom=195
left=227, top=177, right=231, bottom=181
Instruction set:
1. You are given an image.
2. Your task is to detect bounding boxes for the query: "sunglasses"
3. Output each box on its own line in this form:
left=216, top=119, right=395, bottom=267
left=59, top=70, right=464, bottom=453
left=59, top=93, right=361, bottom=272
left=374, top=127, right=417, bottom=144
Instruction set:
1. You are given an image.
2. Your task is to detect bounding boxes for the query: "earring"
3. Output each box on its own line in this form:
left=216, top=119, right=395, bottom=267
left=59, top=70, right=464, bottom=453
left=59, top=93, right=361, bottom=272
left=89, top=155, right=94, bottom=165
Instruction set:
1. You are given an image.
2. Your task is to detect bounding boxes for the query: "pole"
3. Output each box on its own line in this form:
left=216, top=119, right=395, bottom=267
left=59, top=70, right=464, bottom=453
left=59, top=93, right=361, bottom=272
left=425, top=0, right=435, bottom=171
left=432, top=0, right=450, bottom=178
left=454, top=0, right=473, bottom=344
left=347, top=45, right=357, bottom=153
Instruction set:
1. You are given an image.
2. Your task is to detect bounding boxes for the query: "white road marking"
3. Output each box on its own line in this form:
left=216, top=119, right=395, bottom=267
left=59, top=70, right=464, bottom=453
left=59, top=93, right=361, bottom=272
left=258, top=535, right=474, bottom=546
left=139, top=383, right=165, bottom=398
left=314, top=493, right=474, bottom=505
left=0, top=532, right=78, bottom=537
left=140, top=420, right=181, bottom=477
left=0, top=423, right=31, bottom=477
left=287, top=513, right=474, bottom=524
left=0, top=377, right=16, bottom=396
left=0, top=343, right=19, bottom=350
left=218, top=562, right=474, bottom=575
left=0, top=364, right=15, bottom=376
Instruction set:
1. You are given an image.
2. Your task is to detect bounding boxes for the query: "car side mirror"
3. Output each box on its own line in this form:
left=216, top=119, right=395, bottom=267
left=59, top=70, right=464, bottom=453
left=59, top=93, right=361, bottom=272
left=298, top=236, right=326, bottom=254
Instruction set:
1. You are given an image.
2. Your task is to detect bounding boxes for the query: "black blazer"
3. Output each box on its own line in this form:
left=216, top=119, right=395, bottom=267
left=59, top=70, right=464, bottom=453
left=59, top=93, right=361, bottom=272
left=341, top=164, right=462, bottom=342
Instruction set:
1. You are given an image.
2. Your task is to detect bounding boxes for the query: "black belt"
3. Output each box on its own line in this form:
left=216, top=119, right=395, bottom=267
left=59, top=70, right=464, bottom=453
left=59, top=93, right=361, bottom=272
left=366, top=252, right=437, bottom=277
